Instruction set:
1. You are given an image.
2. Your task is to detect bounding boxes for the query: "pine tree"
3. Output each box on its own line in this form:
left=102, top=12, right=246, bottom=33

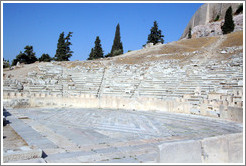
left=188, top=27, right=192, bottom=39
left=54, top=32, right=73, bottom=61
left=147, top=21, right=164, bottom=45
left=221, top=6, right=235, bottom=35
left=110, top=23, right=123, bottom=57
left=93, top=36, right=104, bottom=59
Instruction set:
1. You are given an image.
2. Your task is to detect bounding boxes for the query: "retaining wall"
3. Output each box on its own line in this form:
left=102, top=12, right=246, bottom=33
left=3, top=92, right=243, bottom=123
left=3, top=92, right=190, bottom=113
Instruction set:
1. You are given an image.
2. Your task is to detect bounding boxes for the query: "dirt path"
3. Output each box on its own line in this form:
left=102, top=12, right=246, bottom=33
left=197, top=35, right=227, bottom=65
left=3, top=125, right=28, bottom=150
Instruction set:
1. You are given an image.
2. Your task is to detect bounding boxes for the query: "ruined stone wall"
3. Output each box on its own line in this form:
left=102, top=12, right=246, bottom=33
left=3, top=92, right=191, bottom=114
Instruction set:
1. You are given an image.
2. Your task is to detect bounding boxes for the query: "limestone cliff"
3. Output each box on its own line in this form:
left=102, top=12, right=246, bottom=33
left=180, top=3, right=242, bottom=39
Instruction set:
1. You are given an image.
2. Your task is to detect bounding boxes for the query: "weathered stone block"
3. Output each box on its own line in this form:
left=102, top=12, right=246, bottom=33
left=158, top=140, right=202, bottom=163
left=227, top=133, right=243, bottom=163
left=227, top=106, right=243, bottom=123
left=201, top=136, right=229, bottom=163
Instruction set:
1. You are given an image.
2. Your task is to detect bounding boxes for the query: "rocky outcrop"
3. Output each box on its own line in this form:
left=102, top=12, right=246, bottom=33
left=180, top=3, right=242, bottom=39
left=191, top=14, right=243, bottom=38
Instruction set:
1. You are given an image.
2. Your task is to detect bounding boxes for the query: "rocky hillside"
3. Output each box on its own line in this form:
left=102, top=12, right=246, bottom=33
left=191, top=14, right=243, bottom=38
left=180, top=3, right=242, bottom=39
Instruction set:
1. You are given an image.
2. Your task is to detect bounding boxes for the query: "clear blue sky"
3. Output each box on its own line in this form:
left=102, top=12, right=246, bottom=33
left=3, top=2, right=203, bottom=62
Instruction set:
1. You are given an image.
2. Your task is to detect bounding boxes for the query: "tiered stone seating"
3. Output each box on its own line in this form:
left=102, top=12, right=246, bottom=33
left=67, top=67, right=104, bottom=96
left=3, top=79, right=20, bottom=92
left=3, top=46, right=243, bottom=119
left=100, top=65, right=142, bottom=97
left=25, top=63, right=64, bottom=95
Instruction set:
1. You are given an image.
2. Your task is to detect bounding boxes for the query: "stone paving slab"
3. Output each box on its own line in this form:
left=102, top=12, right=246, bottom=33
left=5, top=108, right=243, bottom=163
left=7, top=115, right=57, bottom=149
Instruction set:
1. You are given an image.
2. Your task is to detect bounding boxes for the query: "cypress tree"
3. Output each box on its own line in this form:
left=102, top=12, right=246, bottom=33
left=221, top=6, right=235, bottom=34
left=64, top=32, right=73, bottom=60
left=54, top=32, right=73, bottom=61
left=235, top=4, right=243, bottom=15
left=55, top=32, right=65, bottom=61
left=110, top=23, right=123, bottom=57
left=93, top=36, right=104, bottom=59
left=188, top=27, right=192, bottom=39
left=147, top=21, right=164, bottom=45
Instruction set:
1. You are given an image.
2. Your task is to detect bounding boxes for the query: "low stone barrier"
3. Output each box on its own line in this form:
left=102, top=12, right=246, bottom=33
left=2, top=92, right=243, bottom=123
left=157, top=133, right=243, bottom=163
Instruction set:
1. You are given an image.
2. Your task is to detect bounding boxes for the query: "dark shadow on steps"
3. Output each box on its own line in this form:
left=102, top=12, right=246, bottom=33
left=42, top=151, right=48, bottom=158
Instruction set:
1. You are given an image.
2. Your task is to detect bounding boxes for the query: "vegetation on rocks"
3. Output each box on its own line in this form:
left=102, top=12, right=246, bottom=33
left=214, top=15, right=220, bottom=21
left=188, top=27, right=192, bottom=39
left=235, top=4, right=243, bottom=15
left=3, top=58, right=10, bottom=68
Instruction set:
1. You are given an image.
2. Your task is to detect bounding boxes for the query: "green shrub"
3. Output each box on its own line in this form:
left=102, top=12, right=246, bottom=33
left=112, top=49, right=123, bottom=57
left=188, top=27, right=192, bottom=39
left=39, top=54, right=52, bottom=62
left=105, top=53, right=112, bottom=58
left=235, top=4, right=243, bottom=15
left=3, top=59, right=10, bottom=68
left=214, top=15, right=220, bottom=21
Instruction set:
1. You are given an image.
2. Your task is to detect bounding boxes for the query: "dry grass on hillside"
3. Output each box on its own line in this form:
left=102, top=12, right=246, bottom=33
left=176, top=36, right=219, bottom=49
left=3, top=62, right=40, bottom=80
left=219, top=31, right=243, bottom=48
left=114, top=31, right=243, bottom=65
left=4, top=31, right=243, bottom=74
left=56, top=60, right=106, bottom=68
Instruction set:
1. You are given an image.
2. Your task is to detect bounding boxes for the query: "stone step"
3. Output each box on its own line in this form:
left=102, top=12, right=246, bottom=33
left=138, top=89, right=169, bottom=92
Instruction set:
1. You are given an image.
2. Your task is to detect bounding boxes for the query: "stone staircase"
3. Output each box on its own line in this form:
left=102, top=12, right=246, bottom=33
left=67, top=68, right=104, bottom=96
